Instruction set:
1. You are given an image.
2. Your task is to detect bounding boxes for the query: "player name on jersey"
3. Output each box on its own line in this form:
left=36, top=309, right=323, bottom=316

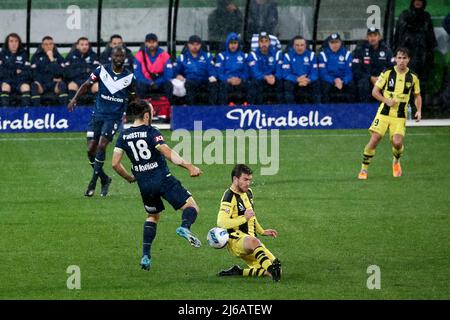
left=133, top=161, right=159, bottom=172
left=122, top=131, right=148, bottom=140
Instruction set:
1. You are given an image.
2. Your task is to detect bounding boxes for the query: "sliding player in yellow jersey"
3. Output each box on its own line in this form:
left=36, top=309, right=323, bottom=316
left=358, top=47, right=422, bottom=179
left=216, top=164, right=281, bottom=281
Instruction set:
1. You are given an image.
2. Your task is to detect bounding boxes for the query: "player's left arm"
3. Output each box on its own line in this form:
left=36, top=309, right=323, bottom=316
left=112, top=148, right=136, bottom=183
left=413, top=76, right=422, bottom=122
left=414, top=92, right=422, bottom=122
left=157, top=144, right=202, bottom=177
left=255, top=217, right=278, bottom=237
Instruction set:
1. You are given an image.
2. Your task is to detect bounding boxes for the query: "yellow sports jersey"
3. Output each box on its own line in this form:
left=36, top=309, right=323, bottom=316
left=375, top=66, right=420, bottom=118
left=217, top=188, right=265, bottom=237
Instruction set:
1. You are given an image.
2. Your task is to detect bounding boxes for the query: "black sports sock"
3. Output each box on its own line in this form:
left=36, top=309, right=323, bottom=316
left=88, top=152, right=95, bottom=169
left=143, top=221, right=157, bottom=257
left=92, top=149, right=107, bottom=183
left=181, top=207, right=197, bottom=229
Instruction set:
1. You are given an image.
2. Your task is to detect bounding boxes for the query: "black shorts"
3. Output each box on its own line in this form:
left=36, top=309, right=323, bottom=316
left=86, top=116, right=121, bottom=142
left=140, top=175, right=192, bottom=214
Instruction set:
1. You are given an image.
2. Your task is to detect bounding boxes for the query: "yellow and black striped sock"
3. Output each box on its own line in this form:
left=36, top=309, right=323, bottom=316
left=361, top=147, right=376, bottom=171
left=392, top=145, right=404, bottom=161
left=243, top=267, right=266, bottom=277
left=253, top=246, right=272, bottom=271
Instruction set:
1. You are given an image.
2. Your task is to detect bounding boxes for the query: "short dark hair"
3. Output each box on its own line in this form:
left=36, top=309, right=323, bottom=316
left=292, top=35, right=305, bottom=42
left=110, top=34, right=122, bottom=41
left=41, top=36, right=53, bottom=42
left=126, top=99, right=152, bottom=121
left=395, top=47, right=410, bottom=58
left=77, top=37, right=89, bottom=44
left=231, top=164, right=253, bottom=181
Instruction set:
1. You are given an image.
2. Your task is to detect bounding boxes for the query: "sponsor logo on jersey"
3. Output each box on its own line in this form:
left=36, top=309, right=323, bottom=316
left=155, top=135, right=164, bottom=142
left=100, top=94, right=124, bottom=103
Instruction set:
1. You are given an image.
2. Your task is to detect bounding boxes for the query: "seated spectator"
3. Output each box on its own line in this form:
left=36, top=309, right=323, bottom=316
left=133, top=33, right=173, bottom=102
left=250, top=33, right=281, bottom=52
left=65, top=37, right=100, bottom=103
left=30, top=36, right=67, bottom=106
left=318, top=33, right=355, bottom=103
left=0, top=33, right=31, bottom=106
left=208, top=0, right=243, bottom=54
left=247, top=32, right=283, bottom=104
left=99, top=34, right=134, bottom=73
left=174, top=35, right=218, bottom=105
left=282, top=35, right=320, bottom=104
left=352, top=27, right=394, bottom=102
left=216, top=32, right=249, bottom=106
left=247, top=0, right=279, bottom=39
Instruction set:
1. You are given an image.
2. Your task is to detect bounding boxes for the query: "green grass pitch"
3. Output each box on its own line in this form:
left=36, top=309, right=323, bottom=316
left=0, top=127, right=449, bottom=299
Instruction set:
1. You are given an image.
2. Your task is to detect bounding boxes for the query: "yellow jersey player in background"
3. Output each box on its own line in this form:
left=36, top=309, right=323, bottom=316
left=216, top=164, right=281, bottom=281
left=358, top=47, right=422, bottom=180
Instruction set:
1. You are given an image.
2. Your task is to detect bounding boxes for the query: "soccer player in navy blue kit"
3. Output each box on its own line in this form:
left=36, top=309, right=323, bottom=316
left=68, top=47, right=136, bottom=197
left=112, top=99, right=202, bottom=270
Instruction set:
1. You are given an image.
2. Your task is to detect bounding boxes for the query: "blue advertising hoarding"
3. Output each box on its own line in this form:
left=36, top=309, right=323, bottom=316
left=0, top=106, right=93, bottom=133
left=171, top=104, right=379, bottom=130
left=0, top=104, right=379, bottom=133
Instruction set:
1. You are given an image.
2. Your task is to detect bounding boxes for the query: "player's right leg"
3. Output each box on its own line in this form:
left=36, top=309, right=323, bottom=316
left=139, top=193, right=165, bottom=270
left=359, top=115, right=387, bottom=179
left=140, top=213, right=160, bottom=271
left=84, top=118, right=101, bottom=197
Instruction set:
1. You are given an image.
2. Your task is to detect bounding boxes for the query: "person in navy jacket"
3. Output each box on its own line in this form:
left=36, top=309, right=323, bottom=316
left=30, top=36, right=67, bottom=106
left=174, top=35, right=218, bottom=105
left=318, top=33, right=355, bottom=103
left=282, top=36, right=320, bottom=104
left=216, top=33, right=249, bottom=106
left=64, top=37, right=100, bottom=103
left=0, top=33, right=31, bottom=106
left=247, top=32, right=284, bottom=104
left=352, top=27, right=394, bottom=102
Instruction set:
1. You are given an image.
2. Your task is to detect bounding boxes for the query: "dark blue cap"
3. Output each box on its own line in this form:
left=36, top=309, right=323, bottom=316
left=188, top=35, right=202, bottom=44
left=145, top=33, right=158, bottom=42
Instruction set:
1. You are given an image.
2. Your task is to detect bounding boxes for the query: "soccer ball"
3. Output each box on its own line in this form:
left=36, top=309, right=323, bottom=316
left=207, top=227, right=229, bottom=249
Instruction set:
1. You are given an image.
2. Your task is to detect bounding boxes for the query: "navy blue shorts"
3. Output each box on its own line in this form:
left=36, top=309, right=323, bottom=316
left=140, top=175, right=192, bottom=214
left=86, top=116, right=121, bottom=142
